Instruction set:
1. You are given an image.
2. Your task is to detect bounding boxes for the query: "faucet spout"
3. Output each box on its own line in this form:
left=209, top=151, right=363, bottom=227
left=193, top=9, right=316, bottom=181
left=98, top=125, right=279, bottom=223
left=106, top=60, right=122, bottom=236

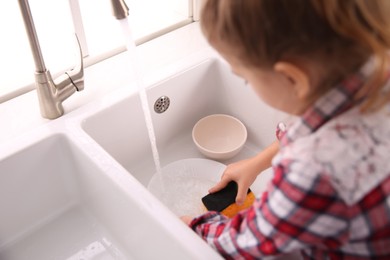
left=111, top=0, right=129, bottom=20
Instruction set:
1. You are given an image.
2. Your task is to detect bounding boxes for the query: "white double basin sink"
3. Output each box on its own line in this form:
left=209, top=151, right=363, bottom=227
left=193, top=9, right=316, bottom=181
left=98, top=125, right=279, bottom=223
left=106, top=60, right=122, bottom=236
left=0, top=53, right=285, bottom=259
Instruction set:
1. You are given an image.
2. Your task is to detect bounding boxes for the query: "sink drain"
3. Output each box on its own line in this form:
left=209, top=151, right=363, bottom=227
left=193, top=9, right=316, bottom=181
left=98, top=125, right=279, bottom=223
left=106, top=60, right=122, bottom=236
left=154, top=96, right=170, bottom=113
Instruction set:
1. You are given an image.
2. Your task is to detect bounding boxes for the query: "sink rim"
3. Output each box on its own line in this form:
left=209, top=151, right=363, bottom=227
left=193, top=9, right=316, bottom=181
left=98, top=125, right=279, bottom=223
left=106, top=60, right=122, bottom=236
left=0, top=53, right=226, bottom=260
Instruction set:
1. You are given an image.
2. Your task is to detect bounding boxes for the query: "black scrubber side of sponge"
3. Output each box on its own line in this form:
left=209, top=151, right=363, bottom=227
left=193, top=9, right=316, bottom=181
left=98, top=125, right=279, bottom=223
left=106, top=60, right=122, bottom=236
left=202, top=181, right=239, bottom=212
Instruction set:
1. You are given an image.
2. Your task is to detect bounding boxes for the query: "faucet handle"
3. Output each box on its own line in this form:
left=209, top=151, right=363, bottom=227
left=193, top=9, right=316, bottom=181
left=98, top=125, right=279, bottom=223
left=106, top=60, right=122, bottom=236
left=65, top=34, right=84, bottom=91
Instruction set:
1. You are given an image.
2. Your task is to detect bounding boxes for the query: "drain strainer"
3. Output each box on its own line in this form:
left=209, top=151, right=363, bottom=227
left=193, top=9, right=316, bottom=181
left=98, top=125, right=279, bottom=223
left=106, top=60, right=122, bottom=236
left=154, top=96, right=170, bottom=113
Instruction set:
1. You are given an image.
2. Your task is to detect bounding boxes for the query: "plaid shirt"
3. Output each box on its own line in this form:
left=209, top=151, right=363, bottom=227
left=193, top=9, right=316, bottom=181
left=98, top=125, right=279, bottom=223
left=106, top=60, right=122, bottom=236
left=189, top=67, right=390, bottom=259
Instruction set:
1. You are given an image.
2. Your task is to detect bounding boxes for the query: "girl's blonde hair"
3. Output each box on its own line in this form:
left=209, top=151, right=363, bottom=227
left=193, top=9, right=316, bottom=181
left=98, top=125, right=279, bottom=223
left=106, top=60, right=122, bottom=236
left=201, top=0, right=390, bottom=111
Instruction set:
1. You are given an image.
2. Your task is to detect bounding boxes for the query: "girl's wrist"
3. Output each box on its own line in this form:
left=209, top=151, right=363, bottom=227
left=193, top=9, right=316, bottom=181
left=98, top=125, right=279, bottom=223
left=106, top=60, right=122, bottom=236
left=253, top=140, right=279, bottom=175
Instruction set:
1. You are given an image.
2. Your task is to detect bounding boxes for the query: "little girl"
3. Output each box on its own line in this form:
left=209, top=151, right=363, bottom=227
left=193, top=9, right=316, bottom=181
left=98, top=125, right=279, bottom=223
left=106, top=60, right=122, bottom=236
left=180, top=0, right=390, bottom=259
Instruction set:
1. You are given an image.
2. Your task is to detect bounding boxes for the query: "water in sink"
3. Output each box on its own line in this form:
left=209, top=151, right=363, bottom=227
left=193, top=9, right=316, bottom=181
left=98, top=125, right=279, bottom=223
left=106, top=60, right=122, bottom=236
left=148, top=158, right=226, bottom=217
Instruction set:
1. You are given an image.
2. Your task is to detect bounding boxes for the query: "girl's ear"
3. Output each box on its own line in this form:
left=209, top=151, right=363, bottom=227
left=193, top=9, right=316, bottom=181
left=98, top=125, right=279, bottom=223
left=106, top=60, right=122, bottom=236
left=274, top=61, right=311, bottom=100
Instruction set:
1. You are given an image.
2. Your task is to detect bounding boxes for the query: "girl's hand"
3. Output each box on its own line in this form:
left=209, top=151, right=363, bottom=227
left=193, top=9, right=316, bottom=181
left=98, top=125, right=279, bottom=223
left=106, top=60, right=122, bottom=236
left=180, top=215, right=193, bottom=225
left=209, top=141, right=279, bottom=205
left=209, top=157, right=259, bottom=205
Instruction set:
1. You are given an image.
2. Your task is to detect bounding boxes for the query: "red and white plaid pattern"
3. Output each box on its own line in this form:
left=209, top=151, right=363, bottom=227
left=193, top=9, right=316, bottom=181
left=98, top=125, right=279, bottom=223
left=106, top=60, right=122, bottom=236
left=189, top=68, right=390, bottom=259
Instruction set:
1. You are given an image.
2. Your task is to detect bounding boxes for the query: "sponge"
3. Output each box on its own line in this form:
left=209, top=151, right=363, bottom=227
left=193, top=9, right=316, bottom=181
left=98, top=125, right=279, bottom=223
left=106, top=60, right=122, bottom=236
left=201, top=181, right=255, bottom=218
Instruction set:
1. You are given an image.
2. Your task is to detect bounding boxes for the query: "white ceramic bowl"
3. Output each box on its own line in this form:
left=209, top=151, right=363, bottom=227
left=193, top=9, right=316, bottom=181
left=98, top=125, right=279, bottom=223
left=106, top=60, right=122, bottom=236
left=192, top=114, right=247, bottom=160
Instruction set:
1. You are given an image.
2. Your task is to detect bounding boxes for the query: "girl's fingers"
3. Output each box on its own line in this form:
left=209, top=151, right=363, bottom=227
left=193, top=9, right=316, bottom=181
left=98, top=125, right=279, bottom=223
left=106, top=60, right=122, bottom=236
left=180, top=215, right=193, bottom=225
left=235, top=184, right=248, bottom=205
left=209, top=177, right=230, bottom=193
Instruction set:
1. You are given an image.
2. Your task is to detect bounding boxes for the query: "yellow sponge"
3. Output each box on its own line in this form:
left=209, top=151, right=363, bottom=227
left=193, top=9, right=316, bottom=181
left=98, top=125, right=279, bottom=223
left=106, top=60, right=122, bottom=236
left=201, top=181, right=255, bottom=218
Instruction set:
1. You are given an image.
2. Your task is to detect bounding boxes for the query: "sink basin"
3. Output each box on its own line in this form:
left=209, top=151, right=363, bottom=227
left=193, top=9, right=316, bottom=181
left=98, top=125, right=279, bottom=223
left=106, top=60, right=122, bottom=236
left=82, top=58, right=286, bottom=194
left=0, top=133, right=219, bottom=259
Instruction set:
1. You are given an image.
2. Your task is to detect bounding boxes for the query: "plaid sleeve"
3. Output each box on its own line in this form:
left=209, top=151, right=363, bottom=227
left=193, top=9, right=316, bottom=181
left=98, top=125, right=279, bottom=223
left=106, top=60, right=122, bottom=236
left=189, top=160, right=351, bottom=259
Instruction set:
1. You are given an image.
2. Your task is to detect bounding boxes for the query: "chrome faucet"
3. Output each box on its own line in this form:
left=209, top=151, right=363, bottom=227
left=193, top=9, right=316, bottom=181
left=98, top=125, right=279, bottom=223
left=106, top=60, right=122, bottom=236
left=111, top=0, right=129, bottom=20
left=18, top=0, right=129, bottom=119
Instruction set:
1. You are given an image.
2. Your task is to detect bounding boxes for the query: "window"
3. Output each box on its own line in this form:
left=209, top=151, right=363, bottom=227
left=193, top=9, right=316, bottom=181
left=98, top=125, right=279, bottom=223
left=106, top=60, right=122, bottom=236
left=0, top=0, right=193, bottom=103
